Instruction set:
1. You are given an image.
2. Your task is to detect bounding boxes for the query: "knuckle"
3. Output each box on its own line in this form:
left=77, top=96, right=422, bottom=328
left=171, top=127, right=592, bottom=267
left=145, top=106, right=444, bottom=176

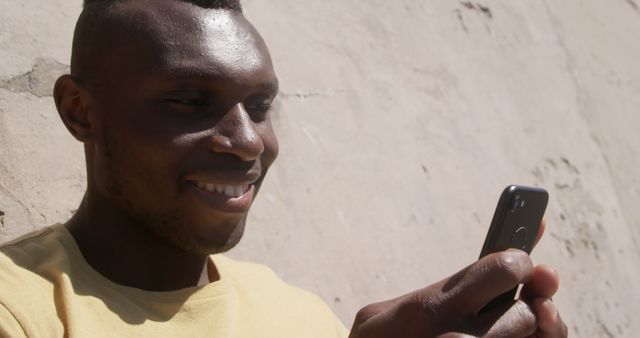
left=492, top=251, right=531, bottom=284
left=393, top=295, right=442, bottom=334
left=512, top=301, right=537, bottom=335
left=353, top=303, right=381, bottom=325
left=390, top=291, right=448, bottom=330
left=412, top=290, right=445, bottom=319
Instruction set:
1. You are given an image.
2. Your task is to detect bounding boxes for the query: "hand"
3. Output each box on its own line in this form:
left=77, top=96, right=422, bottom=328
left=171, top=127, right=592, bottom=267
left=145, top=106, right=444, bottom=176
left=349, top=222, right=567, bottom=337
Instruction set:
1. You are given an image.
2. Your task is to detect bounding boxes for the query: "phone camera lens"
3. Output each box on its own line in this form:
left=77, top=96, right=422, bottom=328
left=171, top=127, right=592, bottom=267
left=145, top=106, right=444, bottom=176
left=512, top=195, right=525, bottom=210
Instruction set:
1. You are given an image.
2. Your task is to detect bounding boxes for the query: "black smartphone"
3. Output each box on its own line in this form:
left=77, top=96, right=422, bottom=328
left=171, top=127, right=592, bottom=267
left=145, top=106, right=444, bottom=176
left=478, top=185, right=549, bottom=311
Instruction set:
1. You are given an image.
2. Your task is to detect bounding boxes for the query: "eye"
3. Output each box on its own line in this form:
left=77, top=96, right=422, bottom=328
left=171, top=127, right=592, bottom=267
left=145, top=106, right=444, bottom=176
left=244, top=97, right=274, bottom=122
left=247, top=102, right=272, bottom=113
left=163, top=90, right=210, bottom=114
left=166, top=98, right=207, bottom=106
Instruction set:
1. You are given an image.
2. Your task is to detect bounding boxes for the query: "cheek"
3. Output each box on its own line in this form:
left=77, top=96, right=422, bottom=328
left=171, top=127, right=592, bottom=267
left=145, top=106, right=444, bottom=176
left=99, top=123, right=186, bottom=207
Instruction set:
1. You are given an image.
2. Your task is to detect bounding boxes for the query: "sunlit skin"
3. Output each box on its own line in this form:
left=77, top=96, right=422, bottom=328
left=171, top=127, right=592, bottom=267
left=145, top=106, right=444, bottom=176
left=348, top=221, right=567, bottom=337
left=54, top=1, right=567, bottom=336
left=55, top=1, right=278, bottom=291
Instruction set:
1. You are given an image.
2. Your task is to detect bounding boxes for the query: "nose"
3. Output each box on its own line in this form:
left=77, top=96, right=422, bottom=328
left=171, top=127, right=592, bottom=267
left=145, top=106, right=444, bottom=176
left=208, top=103, right=264, bottom=161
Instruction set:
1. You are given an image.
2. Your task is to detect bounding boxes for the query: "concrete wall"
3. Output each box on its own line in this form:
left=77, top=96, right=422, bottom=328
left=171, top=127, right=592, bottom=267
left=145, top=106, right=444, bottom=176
left=1, top=1, right=639, bottom=337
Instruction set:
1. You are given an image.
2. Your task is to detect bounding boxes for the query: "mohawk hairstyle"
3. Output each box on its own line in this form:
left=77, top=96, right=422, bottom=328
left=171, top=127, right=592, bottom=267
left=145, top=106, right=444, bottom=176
left=83, top=0, right=242, bottom=11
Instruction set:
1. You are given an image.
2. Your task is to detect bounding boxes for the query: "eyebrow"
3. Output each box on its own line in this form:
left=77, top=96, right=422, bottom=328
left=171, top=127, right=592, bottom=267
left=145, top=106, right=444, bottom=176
left=161, top=66, right=279, bottom=93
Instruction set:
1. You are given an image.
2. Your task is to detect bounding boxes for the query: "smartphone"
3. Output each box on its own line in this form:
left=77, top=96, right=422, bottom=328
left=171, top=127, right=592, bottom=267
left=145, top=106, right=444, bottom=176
left=478, top=185, right=549, bottom=311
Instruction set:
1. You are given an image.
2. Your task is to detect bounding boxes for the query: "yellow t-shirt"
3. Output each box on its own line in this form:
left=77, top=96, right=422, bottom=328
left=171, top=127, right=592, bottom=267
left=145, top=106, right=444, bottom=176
left=0, top=224, right=349, bottom=338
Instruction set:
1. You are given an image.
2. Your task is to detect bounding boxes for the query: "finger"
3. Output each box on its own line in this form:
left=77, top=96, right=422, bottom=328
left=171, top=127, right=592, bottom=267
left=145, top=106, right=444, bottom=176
left=467, top=300, right=537, bottom=338
left=440, top=249, right=534, bottom=315
left=436, top=333, right=474, bottom=338
left=351, top=294, right=408, bottom=330
left=532, top=219, right=546, bottom=249
left=532, top=298, right=568, bottom=338
left=520, top=265, right=559, bottom=300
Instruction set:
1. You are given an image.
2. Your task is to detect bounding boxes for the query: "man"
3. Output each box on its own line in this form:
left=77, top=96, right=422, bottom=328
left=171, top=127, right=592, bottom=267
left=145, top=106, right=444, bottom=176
left=0, top=0, right=567, bottom=337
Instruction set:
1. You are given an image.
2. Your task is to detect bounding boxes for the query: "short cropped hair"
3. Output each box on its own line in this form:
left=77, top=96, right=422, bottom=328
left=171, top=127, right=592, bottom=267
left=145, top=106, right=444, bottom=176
left=72, top=0, right=244, bottom=83
left=83, top=0, right=242, bottom=11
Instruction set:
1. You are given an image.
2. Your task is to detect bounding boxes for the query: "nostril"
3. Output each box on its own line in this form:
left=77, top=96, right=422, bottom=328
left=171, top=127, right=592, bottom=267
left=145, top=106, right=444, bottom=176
left=208, top=133, right=263, bottom=161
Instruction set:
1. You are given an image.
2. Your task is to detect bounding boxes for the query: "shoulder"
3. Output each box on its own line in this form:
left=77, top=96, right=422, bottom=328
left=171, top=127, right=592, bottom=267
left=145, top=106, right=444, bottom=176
left=0, top=225, right=61, bottom=271
left=214, top=255, right=320, bottom=302
left=213, top=255, right=306, bottom=299
left=0, top=223, right=70, bottom=291
left=213, top=255, right=349, bottom=337
left=213, top=254, right=279, bottom=281
left=0, top=224, right=70, bottom=273
left=0, top=225, right=67, bottom=336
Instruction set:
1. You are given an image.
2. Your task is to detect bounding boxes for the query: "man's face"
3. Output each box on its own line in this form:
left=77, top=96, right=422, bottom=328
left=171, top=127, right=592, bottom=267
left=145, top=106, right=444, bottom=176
left=85, top=2, right=279, bottom=254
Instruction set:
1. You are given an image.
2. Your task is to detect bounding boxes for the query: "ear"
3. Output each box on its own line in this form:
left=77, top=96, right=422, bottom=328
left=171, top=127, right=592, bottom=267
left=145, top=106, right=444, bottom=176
left=53, top=75, right=95, bottom=143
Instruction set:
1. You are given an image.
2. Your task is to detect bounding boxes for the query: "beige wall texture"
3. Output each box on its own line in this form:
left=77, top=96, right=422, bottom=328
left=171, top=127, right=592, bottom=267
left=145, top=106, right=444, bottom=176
left=1, top=0, right=639, bottom=337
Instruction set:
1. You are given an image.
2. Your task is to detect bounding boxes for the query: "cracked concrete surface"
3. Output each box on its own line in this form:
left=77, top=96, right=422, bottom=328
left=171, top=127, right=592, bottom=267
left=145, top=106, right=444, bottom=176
left=1, top=1, right=639, bottom=337
left=460, top=1, right=493, bottom=19
left=0, top=59, right=69, bottom=97
left=280, top=88, right=346, bottom=100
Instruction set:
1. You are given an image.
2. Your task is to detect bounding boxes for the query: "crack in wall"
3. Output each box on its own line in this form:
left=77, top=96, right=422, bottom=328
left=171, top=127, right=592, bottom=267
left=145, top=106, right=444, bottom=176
left=0, top=58, right=69, bottom=97
left=459, top=1, right=493, bottom=19
left=455, top=1, right=492, bottom=33
left=477, top=4, right=492, bottom=18
left=279, top=89, right=345, bottom=100
left=454, top=9, right=469, bottom=33
left=0, top=179, right=32, bottom=225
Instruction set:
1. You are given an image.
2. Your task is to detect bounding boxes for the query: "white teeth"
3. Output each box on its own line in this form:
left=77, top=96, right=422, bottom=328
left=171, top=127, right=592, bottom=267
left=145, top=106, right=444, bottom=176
left=195, top=182, right=249, bottom=198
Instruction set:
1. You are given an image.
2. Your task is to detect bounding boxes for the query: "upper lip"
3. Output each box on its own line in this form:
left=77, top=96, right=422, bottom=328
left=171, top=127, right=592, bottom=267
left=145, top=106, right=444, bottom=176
left=183, top=171, right=262, bottom=185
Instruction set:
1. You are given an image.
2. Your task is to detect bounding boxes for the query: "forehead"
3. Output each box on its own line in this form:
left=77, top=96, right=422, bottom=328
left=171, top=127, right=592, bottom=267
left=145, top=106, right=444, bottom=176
left=109, top=1, right=273, bottom=83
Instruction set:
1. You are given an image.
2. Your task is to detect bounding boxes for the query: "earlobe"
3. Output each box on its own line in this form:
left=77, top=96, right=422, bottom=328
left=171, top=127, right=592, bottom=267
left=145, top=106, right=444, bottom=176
left=53, top=75, right=94, bottom=143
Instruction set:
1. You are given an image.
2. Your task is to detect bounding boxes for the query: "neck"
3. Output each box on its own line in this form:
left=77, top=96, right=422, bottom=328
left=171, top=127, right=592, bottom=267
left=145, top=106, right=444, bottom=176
left=66, top=190, right=220, bottom=291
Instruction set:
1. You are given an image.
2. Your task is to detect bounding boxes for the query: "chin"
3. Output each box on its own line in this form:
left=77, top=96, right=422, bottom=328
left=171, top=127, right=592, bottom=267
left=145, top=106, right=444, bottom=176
left=189, top=218, right=247, bottom=255
left=135, top=208, right=249, bottom=255
left=170, top=214, right=248, bottom=255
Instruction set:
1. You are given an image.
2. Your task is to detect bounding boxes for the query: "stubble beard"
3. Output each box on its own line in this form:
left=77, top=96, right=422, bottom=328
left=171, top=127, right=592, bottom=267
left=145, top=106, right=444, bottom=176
left=135, top=209, right=245, bottom=256
left=100, top=125, right=245, bottom=256
left=107, top=179, right=246, bottom=255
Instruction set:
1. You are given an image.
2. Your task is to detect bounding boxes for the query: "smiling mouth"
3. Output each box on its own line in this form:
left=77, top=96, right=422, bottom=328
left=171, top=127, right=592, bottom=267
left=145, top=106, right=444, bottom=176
left=193, top=182, right=251, bottom=198
left=186, top=180, right=256, bottom=213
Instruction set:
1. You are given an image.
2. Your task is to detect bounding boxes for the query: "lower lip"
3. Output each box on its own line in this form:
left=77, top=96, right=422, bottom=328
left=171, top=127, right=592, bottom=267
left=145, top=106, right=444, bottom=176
left=186, top=182, right=255, bottom=213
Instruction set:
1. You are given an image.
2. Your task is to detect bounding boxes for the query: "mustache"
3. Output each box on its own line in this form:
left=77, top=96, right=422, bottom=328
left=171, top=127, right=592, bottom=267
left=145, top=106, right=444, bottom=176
left=179, top=157, right=263, bottom=176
